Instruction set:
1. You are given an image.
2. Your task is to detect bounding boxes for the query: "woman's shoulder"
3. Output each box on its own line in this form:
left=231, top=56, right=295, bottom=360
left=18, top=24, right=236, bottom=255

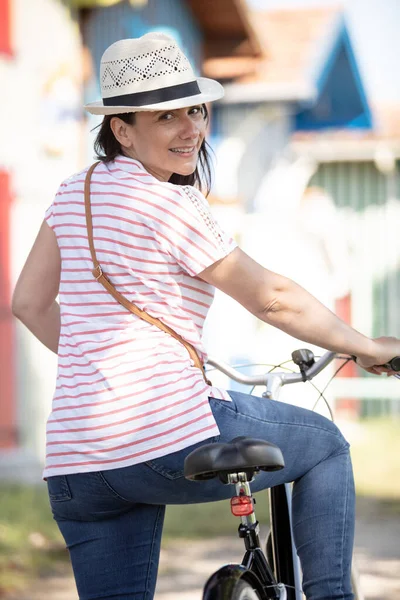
left=58, top=164, right=94, bottom=191
left=179, top=184, right=208, bottom=205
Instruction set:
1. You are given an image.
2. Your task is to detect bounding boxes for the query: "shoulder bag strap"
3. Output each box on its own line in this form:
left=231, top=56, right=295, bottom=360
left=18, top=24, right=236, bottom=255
left=84, top=162, right=211, bottom=385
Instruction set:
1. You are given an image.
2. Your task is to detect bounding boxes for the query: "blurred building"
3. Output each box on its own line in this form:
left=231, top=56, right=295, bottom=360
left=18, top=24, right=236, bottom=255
left=0, top=0, right=260, bottom=479
left=0, top=0, right=86, bottom=479
left=1, top=0, right=398, bottom=480
left=204, top=7, right=400, bottom=418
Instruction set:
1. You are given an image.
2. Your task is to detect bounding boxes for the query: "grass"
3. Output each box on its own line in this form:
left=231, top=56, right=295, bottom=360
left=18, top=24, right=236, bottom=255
left=163, top=490, right=270, bottom=540
left=347, top=418, right=400, bottom=504
left=343, top=417, right=400, bottom=500
left=0, top=482, right=270, bottom=595
left=0, top=417, right=399, bottom=594
left=0, top=485, right=68, bottom=595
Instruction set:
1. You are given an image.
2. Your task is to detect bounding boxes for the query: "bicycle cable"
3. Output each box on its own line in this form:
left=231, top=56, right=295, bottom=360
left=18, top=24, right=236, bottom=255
left=311, top=357, right=352, bottom=419
left=239, top=360, right=338, bottom=420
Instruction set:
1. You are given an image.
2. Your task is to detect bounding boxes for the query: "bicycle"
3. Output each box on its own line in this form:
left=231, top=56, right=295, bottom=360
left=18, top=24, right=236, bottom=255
left=183, top=349, right=400, bottom=600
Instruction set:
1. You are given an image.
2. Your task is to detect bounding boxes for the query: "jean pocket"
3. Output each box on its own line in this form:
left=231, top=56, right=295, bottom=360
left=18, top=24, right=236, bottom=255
left=47, top=475, right=72, bottom=502
left=145, top=435, right=220, bottom=480
left=210, top=396, right=237, bottom=414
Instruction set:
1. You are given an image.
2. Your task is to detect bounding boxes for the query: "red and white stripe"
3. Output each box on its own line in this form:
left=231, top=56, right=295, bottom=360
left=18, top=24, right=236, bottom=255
left=43, top=156, right=236, bottom=478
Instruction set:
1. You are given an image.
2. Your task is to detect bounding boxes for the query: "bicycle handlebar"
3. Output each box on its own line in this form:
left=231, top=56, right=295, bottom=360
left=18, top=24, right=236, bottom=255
left=206, top=351, right=400, bottom=387
left=384, top=356, right=400, bottom=371
left=351, top=355, right=400, bottom=371
left=206, top=351, right=337, bottom=386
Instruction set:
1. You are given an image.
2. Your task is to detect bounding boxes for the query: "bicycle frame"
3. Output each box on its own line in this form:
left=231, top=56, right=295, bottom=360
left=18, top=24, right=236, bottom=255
left=268, top=484, right=300, bottom=600
left=205, top=351, right=338, bottom=600
left=203, top=470, right=289, bottom=600
left=202, top=348, right=399, bottom=598
left=230, top=473, right=284, bottom=600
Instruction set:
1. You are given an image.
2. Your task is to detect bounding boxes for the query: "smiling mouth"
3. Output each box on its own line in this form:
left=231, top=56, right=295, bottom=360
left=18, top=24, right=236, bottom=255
left=169, top=146, right=197, bottom=156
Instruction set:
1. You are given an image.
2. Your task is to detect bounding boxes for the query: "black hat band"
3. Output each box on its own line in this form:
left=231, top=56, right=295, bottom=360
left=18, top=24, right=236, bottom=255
left=103, top=80, right=201, bottom=107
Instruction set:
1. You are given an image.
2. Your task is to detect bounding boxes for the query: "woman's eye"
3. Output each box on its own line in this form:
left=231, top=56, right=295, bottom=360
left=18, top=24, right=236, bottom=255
left=160, top=112, right=173, bottom=121
left=189, top=106, right=203, bottom=116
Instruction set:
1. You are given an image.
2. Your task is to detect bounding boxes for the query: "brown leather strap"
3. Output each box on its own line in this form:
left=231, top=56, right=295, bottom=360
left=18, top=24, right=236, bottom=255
left=84, top=162, right=211, bottom=385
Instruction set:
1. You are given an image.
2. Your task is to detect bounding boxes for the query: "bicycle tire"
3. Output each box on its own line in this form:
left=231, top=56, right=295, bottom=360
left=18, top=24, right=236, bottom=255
left=231, top=579, right=262, bottom=600
left=203, top=565, right=265, bottom=600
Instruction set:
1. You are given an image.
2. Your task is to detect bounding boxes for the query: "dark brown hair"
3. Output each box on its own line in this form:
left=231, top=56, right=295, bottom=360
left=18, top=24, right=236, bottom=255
left=92, top=105, right=213, bottom=195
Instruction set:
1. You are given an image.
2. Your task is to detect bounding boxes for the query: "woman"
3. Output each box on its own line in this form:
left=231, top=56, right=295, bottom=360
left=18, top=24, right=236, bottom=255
left=12, top=33, right=400, bottom=600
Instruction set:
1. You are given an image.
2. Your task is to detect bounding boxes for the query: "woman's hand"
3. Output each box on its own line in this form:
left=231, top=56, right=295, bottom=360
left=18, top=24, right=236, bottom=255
left=355, top=336, right=400, bottom=375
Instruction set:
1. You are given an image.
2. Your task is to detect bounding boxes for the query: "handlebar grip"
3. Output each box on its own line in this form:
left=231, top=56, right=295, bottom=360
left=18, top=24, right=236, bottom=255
left=385, top=356, right=400, bottom=371
left=352, top=355, right=400, bottom=371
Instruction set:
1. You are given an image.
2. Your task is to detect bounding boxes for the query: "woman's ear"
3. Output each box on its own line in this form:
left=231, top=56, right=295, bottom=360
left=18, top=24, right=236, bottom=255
left=110, top=117, right=134, bottom=150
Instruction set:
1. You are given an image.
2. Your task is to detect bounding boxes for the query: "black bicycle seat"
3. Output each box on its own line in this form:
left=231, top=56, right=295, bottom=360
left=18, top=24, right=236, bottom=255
left=184, top=436, right=284, bottom=483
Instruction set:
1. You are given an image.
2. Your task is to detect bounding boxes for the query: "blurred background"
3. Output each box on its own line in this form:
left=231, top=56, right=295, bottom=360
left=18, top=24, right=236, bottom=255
left=0, top=0, right=399, bottom=598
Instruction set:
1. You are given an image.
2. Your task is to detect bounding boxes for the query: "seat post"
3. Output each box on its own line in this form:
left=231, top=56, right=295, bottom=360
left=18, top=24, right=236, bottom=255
left=228, top=472, right=261, bottom=551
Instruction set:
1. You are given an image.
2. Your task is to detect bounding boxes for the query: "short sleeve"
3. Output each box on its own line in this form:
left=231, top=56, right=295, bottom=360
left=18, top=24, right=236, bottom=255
left=44, top=203, right=55, bottom=229
left=44, top=179, right=66, bottom=230
left=158, top=185, right=237, bottom=276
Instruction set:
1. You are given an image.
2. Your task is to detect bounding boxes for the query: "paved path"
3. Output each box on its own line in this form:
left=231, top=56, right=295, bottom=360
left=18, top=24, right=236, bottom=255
left=5, top=506, right=399, bottom=600
left=157, top=508, right=400, bottom=600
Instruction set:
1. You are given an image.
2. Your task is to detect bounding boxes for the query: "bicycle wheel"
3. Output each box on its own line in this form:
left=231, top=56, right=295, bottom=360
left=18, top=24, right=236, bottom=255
left=231, top=579, right=262, bottom=600
left=203, top=566, right=265, bottom=600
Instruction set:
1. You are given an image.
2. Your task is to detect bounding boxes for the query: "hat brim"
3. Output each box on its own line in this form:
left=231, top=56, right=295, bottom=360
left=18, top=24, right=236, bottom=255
left=84, top=77, right=224, bottom=116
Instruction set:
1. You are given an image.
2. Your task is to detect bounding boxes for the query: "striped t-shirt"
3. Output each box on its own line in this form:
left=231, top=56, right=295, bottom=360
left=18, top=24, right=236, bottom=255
left=43, top=155, right=237, bottom=478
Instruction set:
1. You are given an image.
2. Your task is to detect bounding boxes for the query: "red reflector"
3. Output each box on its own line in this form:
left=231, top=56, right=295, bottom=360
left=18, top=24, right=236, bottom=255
left=230, top=496, right=254, bottom=516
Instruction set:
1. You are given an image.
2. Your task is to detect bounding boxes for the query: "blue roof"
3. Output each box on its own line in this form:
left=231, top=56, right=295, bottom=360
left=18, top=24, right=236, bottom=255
left=295, top=16, right=372, bottom=131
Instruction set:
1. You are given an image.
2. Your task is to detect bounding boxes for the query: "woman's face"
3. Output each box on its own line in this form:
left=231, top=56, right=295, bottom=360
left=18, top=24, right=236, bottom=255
left=116, top=105, right=207, bottom=181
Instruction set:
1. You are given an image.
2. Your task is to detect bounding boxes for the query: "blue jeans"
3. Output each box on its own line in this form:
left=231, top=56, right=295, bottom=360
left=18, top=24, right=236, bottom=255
left=47, top=392, right=355, bottom=600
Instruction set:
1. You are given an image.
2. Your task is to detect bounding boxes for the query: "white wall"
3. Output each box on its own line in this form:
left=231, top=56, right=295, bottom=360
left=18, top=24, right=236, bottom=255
left=1, top=0, right=85, bottom=479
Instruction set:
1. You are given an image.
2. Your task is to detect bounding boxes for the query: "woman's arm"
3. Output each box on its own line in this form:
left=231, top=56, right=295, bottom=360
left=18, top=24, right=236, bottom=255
left=199, top=248, right=400, bottom=373
left=12, top=221, right=61, bottom=354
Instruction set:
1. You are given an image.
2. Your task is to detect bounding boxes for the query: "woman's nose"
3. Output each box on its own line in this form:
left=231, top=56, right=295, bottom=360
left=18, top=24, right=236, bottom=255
left=179, top=116, right=200, bottom=139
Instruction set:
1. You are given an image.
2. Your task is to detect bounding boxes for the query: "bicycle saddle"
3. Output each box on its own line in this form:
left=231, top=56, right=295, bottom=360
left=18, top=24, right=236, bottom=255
left=184, top=436, right=284, bottom=483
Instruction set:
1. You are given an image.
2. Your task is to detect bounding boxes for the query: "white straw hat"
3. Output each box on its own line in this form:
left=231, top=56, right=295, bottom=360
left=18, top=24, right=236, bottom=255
left=84, top=32, right=224, bottom=115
